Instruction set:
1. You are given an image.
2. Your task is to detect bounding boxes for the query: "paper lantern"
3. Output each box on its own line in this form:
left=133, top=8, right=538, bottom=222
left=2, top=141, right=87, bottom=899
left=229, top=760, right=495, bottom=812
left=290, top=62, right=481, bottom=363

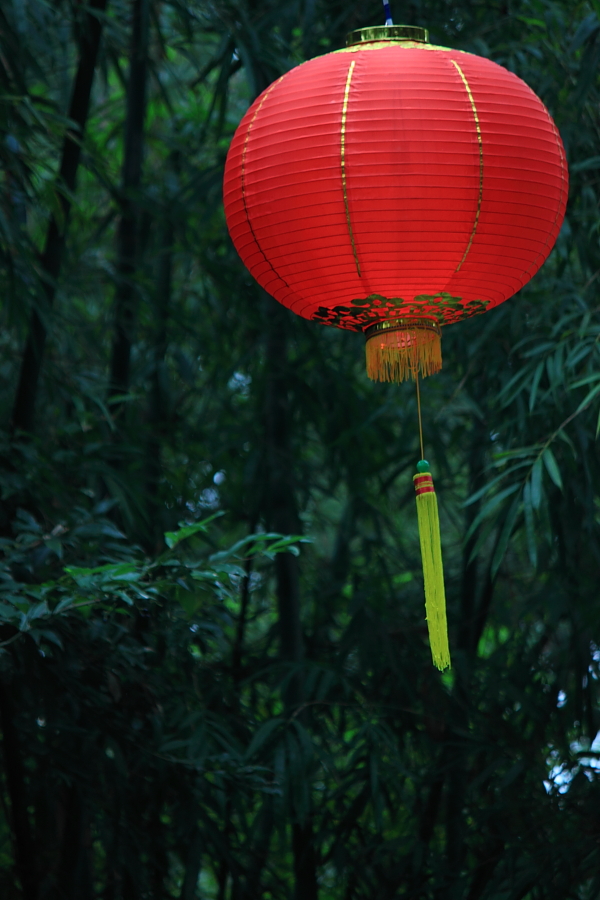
left=223, top=24, right=568, bottom=668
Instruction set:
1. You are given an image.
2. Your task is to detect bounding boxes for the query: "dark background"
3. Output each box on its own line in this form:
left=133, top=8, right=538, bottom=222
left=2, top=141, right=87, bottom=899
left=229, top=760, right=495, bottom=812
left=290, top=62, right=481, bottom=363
left=0, top=0, right=599, bottom=897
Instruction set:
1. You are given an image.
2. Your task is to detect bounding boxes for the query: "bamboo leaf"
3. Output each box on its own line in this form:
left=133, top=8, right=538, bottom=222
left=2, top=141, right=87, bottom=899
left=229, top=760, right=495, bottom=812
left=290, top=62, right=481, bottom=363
left=575, top=381, right=600, bottom=414
left=245, top=719, right=283, bottom=760
left=465, top=484, right=521, bottom=542
left=531, top=458, right=543, bottom=509
left=491, top=493, right=522, bottom=578
left=529, top=361, right=545, bottom=412
left=463, top=468, right=520, bottom=507
left=542, top=448, right=563, bottom=490
left=467, top=517, right=497, bottom=565
left=523, top=481, right=537, bottom=569
left=164, top=512, right=224, bottom=549
left=568, top=373, right=600, bottom=390
left=570, top=13, right=599, bottom=53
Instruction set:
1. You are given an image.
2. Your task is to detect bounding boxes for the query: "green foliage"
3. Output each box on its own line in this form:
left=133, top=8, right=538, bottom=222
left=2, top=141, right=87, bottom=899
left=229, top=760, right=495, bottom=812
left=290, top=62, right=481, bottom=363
left=0, top=0, right=599, bottom=899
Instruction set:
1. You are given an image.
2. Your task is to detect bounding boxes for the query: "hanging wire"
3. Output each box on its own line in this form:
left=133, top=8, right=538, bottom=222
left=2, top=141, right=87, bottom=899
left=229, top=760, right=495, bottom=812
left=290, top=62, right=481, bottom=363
left=415, top=372, right=425, bottom=461
left=383, top=0, right=393, bottom=25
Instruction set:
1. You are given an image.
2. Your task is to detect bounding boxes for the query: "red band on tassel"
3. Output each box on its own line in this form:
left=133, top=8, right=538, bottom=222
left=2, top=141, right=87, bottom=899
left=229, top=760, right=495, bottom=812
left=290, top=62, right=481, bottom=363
left=414, top=473, right=435, bottom=497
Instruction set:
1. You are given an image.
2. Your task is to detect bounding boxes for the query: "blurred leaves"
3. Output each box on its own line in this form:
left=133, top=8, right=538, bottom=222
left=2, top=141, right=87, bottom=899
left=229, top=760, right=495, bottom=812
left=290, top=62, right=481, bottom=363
left=0, top=0, right=599, bottom=898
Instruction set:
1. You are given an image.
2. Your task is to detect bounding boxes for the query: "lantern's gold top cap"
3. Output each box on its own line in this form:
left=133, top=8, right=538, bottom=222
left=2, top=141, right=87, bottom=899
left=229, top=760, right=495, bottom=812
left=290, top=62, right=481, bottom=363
left=346, top=25, right=429, bottom=47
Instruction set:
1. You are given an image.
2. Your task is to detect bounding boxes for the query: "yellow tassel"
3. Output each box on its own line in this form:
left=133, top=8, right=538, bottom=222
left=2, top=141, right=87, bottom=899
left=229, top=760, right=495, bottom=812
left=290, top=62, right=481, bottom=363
left=365, top=318, right=442, bottom=383
left=413, top=464, right=450, bottom=670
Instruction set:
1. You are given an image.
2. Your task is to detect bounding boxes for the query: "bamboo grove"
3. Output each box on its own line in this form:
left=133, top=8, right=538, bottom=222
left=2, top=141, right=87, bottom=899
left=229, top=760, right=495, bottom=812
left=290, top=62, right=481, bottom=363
left=0, top=0, right=600, bottom=898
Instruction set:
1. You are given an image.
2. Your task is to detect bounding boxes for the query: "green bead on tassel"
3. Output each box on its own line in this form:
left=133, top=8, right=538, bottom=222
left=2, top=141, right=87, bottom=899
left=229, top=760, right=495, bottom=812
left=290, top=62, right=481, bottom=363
left=413, top=460, right=451, bottom=671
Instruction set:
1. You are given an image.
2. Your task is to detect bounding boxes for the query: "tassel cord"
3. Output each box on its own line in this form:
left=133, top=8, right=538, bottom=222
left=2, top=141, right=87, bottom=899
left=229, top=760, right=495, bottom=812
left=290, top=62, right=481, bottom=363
left=415, top=371, right=425, bottom=462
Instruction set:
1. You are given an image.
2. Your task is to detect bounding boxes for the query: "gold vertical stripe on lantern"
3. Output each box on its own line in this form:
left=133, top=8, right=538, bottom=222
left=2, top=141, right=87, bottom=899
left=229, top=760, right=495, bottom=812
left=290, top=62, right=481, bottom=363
left=365, top=319, right=442, bottom=383
left=240, top=77, right=292, bottom=290
left=414, top=469, right=450, bottom=670
left=340, top=60, right=361, bottom=277
left=450, top=59, right=484, bottom=273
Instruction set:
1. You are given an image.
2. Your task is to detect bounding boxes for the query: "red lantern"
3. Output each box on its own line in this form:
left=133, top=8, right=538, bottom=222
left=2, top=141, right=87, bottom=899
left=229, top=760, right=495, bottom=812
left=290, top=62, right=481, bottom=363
left=224, top=24, right=567, bottom=378
left=223, top=25, right=568, bottom=668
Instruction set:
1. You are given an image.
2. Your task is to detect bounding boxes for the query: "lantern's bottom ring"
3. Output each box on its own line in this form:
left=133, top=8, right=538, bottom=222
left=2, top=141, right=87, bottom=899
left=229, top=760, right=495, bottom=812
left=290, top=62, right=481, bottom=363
left=364, top=318, right=442, bottom=384
left=364, top=317, right=441, bottom=340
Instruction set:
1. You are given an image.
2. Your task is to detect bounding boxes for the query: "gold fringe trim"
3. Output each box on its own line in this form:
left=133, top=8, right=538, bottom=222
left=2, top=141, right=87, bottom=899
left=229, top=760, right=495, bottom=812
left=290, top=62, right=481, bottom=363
left=413, top=474, right=451, bottom=671
left=365, top=320, right=442, bottom=383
